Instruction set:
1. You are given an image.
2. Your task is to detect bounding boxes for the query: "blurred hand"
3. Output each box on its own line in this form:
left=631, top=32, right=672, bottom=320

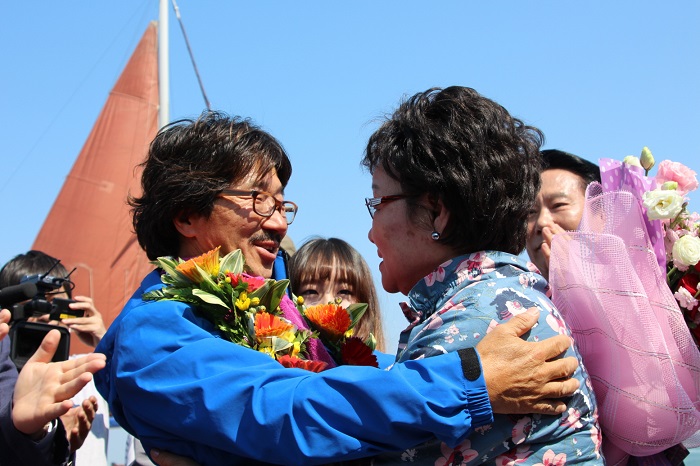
left=12, top=329, right=106, bottom=437
left=151, top=449, right=201, bottom=466
left=60, top=396, right=98, bottom=452
left=62, top=296, right=107, bottom=347
left=476, top=307, right=579, bottom=415
left=0, top=308, right=10, bottom=341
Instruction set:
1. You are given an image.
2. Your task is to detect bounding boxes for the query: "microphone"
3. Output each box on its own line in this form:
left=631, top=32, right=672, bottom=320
left=0, top=282, right=38, bottom=308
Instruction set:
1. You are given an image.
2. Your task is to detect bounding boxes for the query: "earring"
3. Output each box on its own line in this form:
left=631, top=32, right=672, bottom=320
left=431, top=231, right=441, bottom=240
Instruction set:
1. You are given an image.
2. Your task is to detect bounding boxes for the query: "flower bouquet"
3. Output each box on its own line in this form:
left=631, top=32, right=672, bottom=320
left=627, top=150, right=700, bottom=346
left=143, top=247, right=378, bottom=372
left=548, top=148, right=700, bottom=459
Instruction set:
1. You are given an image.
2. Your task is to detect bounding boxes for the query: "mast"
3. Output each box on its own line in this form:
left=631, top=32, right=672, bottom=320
left=158, top=0, right=170, bottom=128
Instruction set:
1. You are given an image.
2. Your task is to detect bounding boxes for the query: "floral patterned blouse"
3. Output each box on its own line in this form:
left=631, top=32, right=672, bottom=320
left=372, top=251, right=603, bottom=465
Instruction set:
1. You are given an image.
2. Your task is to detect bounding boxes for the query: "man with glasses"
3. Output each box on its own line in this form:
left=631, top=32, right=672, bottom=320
left=95, top=111, right=580, bottom=466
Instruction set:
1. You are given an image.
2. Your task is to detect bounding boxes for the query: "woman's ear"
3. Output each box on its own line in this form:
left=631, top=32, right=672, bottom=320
left=432, top=197, right=451, bottom=235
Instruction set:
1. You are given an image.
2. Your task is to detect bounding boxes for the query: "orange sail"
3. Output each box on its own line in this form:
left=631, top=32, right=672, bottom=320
left=33, top=23, right=159, bottom=355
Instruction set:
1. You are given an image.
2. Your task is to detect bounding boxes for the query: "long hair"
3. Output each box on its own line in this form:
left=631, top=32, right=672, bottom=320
left=288, top=237, right=386, bottom=352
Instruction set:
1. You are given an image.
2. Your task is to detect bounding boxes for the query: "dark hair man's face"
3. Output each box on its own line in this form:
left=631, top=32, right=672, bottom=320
left=526, top=169, right=587, bottom=277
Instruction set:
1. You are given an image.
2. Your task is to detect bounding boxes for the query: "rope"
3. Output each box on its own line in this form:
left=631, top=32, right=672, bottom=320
left=171, top=0, right=211, bottom=111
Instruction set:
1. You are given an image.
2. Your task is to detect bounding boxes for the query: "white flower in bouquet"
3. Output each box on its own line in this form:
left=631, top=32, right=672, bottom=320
left=672, top=235, right=700, bottom=271
left=674, top=287, right=699, bottom=311
left=642, top=189, right=684, bottom=220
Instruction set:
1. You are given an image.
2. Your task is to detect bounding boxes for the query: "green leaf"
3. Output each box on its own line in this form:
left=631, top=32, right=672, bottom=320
left=267, top=279, right=290, bottom=311
left=347, top=303, right=368, bottom=329
left=192, top=289, right=230, bottom=309
left=220, top=250, right=245, bottom=275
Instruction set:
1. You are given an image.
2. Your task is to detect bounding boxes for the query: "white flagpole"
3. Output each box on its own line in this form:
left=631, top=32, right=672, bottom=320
left=158, top=0, right=170, bottom=129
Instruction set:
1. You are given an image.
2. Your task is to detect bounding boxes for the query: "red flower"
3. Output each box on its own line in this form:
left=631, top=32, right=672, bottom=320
left=680, top=273, right=699, bottom=296
left=227, top=273, right=266, bottom=291
left=341, top=337, right=378, bottom=367
left=304, top=304, right=352, bottom=341
left=278, top=355, right=328, bottom=373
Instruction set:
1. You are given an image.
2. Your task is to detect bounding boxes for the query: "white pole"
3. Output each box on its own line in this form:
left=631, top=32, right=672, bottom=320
left=158, top=0, right=170, bottom=129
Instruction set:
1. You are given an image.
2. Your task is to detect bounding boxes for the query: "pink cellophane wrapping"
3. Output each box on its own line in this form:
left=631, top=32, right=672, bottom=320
left=549, top=180, right=700, bottom=464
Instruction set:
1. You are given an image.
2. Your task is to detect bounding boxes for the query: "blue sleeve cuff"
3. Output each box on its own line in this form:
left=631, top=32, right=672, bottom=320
left=460, top=348, right=493, bottom=428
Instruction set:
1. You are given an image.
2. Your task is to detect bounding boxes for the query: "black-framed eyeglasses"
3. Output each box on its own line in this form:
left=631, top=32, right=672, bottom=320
left=220, top=189, right=298, bottom=225
left=364, top=194, right=410, bottom=219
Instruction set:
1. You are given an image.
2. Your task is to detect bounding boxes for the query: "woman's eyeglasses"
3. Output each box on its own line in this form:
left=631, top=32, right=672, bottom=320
left=364, top=194, right=410, bottom=219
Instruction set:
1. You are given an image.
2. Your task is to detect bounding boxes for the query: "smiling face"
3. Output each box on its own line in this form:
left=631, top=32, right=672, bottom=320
left=526, top=168, right=587, bottom=273
left=367, top=166, right=453, bottom=295
left=176, top=169, right=289, bottom=278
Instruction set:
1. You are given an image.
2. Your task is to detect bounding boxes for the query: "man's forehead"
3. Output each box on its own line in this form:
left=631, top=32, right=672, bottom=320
left=232, top=169, right=284, bottom=194
left=541, top=169, right=586, bottom=196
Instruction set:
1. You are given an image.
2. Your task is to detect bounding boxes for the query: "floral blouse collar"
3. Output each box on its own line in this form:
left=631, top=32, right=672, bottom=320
left=404, top=251, right=539, bottom=323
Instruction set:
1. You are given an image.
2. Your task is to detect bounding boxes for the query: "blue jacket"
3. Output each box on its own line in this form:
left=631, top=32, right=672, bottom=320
left=95, top=270, right=493, bottom=465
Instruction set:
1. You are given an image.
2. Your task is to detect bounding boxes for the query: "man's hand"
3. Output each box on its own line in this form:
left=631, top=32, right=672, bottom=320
left=12, top=329, right=106, bottom=437
left=477, top=307, right=579, bottom=415
left=151, top=449, right=201, bottom=466
left=60, top=396, right=98, bottom=452
left=538, top=224, right=567, bottom=280
left=62, top=296, right=107, bottom=347
left=0, top=308, right=10, bottom=341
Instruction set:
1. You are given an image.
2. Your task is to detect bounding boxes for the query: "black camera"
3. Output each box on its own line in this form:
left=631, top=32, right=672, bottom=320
left=0, top=266, right=82, bottom=370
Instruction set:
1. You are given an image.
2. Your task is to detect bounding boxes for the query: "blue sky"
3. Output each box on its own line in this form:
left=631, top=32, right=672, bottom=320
left=1, top=1, right=699, bottom=354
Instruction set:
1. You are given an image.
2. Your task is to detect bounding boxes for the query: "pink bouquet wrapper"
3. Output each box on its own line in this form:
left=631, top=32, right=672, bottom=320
left=549, top=171, right=700, bottom=464
left=598, top=158, right=667, bottom=273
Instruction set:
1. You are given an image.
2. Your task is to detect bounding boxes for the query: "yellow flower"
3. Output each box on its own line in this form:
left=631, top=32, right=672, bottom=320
left=236, top=292, right=251, bottom=311
left=278, top=330, right=297, bottom=343
left=251, top=297, right=260, bottom=306
left=175, top=247, right=221, bottom=282
left=296, top=296, right=305, bottom=305
left=257, top=344, right=276, bottom=359
left=291, top=341, right=301, bottom=358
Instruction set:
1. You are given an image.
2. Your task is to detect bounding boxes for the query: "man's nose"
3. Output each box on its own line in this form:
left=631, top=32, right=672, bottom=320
left=263, top=208, right=289, bottom=235
left=534, top=208, right=553, bottom=234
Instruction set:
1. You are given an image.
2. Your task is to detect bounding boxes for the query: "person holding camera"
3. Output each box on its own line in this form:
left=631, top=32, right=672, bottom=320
left=0, top=250, right=110, bottom=465
left=0, top=250, right=107, bottom=349
left=0, top=306, right=106, bottom=465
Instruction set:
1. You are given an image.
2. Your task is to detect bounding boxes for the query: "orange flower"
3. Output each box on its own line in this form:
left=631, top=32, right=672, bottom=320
left=278, top=355, right=328, bottom=373
left=254, top=312, right=294, bottom=339
left=304, top=304, right=351, bottom=341
left=176, top=247, right=221, bottom=282
left=341, top=337, right=378, bottom=367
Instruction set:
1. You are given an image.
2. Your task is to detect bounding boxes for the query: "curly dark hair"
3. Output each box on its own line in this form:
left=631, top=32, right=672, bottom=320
left=362, top=86, right=544, bottom=255
left=131, top=111, right=292, bottom=260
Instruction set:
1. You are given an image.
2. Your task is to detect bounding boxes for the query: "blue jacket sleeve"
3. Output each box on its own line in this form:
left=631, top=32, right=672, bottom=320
left=96, top=295, right=491, bottom=465
left=0, top=338, right=72, bottom=466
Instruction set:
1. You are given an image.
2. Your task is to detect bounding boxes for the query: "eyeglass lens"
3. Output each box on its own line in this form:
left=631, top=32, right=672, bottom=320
left=254, top=192, right=296, bottom=224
